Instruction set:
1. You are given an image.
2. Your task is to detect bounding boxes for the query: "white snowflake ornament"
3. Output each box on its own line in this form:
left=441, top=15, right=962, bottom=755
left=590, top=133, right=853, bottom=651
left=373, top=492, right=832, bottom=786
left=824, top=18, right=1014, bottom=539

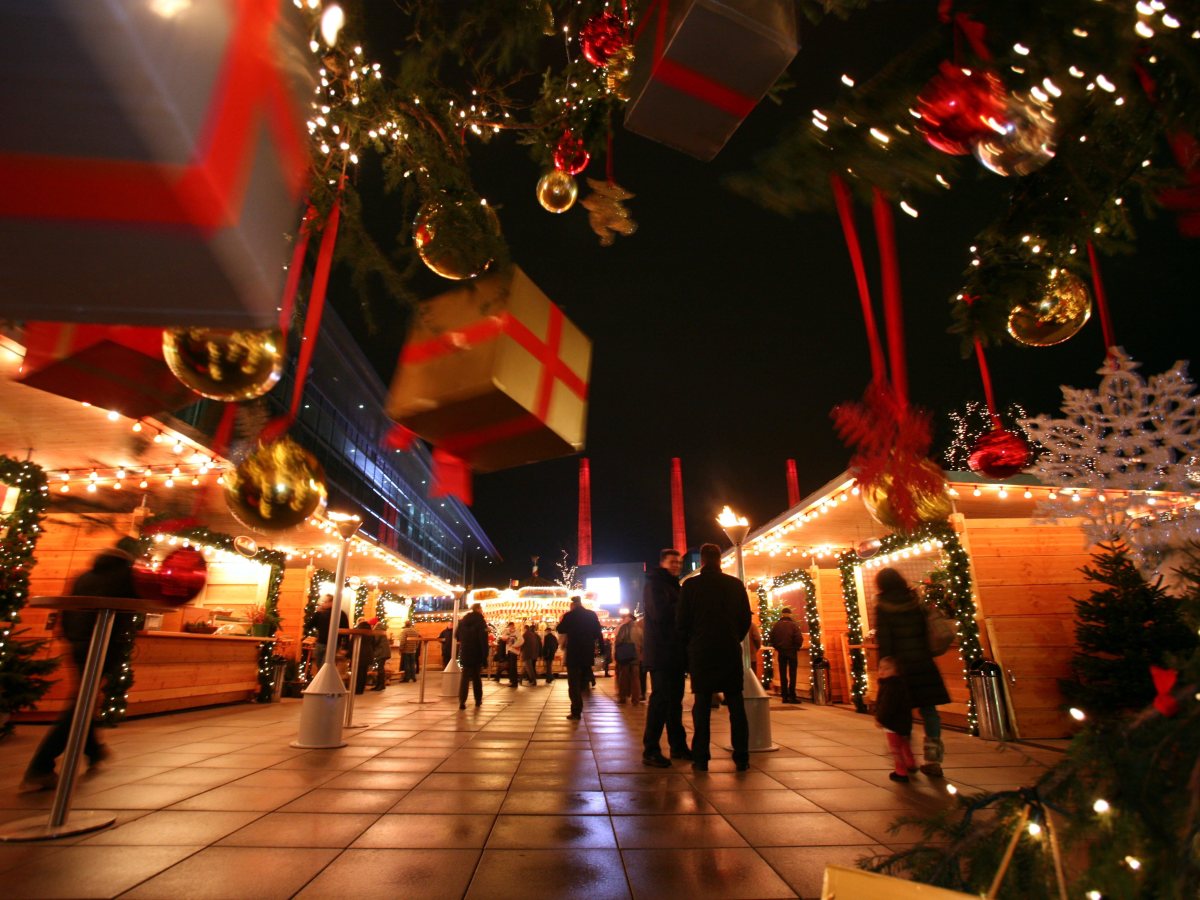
left=1020, top=349, right=1200, bottom=575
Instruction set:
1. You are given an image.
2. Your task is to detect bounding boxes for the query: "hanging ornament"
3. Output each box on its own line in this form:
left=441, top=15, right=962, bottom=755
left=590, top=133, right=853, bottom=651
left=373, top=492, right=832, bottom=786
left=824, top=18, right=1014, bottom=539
left=536, top=170, right=578, bottom=213
left=861, top=460, right=953, bottom=532
left=224, top=436, right=327, bottom=532
left=553, top=131, right=590, bottom=176
left=540, top=1, right=555, bottom=36
left=1007, top=268, right=1092, bottom=347
left=973, top=92, right=1057, bottom=177
left=133, top=547, right=208, bottom=604
left=161, top=327, right=284, bottom=402
left=580, top=11, right=626, bottom=67
left=604, top=43, right=635, bottom=101
left=412, top=197, right=501, bottom=281
left=580, top=178, right=637, bottom=246
left=967, top=427, right=1032, bottom=479
left=916, top=62, right=1006, bottom=156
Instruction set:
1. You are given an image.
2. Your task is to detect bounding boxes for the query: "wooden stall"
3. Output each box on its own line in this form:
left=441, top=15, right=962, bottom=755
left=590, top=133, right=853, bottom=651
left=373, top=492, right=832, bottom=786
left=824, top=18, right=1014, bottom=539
left=738, top=471, right=1119, bottom=739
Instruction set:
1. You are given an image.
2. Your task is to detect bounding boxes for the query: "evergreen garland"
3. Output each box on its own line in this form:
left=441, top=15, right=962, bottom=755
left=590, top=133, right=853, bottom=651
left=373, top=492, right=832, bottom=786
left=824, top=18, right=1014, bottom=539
left=353, top=584, right=369, bottom=623
left=0, top=456, right=54, bottom=735
left=301, top=568, right=336, bottom=681
left=756, top=567, right=824, bottom=693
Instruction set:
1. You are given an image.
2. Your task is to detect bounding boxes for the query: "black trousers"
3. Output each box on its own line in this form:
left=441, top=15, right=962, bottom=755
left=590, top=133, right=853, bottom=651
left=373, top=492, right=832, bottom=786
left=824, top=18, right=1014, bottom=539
left=691, top=689, right=748, bottom=765
left=777, top=652, right=798, bottom=700
left=506, top=653, right=519, bottom=686
left=458, top=665, right=483, bottom=706
left=27, top=643, right=103, bottom=776
left=567, top=663, right=591, bottom=716
left=542, top=656, right=556, bottom=682
left=642, top=667, right=689, bottom=757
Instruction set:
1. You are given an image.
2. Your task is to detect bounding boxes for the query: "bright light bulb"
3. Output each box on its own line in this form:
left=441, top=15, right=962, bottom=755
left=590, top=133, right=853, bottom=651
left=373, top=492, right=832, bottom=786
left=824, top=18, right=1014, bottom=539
left=1069, top=707, right=1086, bottom=721
left=1027, top=822, right=1042, bottom=836
left=320, top=3, right=344, bottom=45
left=1124, top=856, right=1141, bottom=870
left=1093, top=799, right=1110, bottom=814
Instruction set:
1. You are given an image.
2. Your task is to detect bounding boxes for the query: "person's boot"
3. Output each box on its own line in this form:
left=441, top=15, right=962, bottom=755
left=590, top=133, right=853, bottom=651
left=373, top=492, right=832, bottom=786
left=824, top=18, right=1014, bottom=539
left=919, top=737, right=945, bottom=777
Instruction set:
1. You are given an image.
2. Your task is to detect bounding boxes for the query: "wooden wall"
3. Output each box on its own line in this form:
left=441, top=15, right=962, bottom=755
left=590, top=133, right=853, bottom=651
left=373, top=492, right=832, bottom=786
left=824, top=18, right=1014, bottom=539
left=964, top=518, right=1095, bottom=739
left=815, top=567, right=852, bottom=704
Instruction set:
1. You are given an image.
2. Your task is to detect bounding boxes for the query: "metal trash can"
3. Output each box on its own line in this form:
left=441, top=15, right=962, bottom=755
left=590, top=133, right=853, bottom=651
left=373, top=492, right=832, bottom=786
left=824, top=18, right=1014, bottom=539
left=271, top=660, right=287, bottom=702
left=811, top=658, right=832, bottom=705
left=969, top=661, right=1011, bottom=741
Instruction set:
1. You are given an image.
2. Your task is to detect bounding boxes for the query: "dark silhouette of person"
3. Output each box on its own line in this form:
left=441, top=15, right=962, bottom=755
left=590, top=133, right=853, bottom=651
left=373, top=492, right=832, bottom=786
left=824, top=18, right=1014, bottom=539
left=642, top=548, right=690, bottom=767
left=557, top=596, right=602, bottom=720
left=456, top=603, right=489, bottom=709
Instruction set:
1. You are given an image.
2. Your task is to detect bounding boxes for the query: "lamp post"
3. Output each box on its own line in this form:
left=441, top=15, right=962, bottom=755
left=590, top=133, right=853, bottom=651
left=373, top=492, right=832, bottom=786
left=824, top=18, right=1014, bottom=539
left=718, top=505, right=777, bottom=753
left=294, top=512, right=361, bottom=749
left=440, top=588, right=465, bottom=698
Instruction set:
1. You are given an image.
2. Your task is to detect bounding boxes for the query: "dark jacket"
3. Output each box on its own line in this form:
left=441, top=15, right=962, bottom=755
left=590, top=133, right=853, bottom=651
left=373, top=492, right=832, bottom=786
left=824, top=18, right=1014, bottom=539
left=875, top=674, right=913, bottom=735
left=768, top=615, right=804, bottom=656
left=521, top=629, right=542, bottom=660
left=373, top=627, right=392, bottom=663
left=456, top=610, right=490, bottom=667
left=642, top=565, right=683, bottom=671
left=439, top=626, right=454, bottom=663
left=557, top=605, right=602, bottom=668
left=677, top=567, right=751, bottom=695
left=875, top=588, right=950, bottom=708
left=312, top=607, right=349, bottom=650
left=541, top=631, right=559, bottom=659
left=66, top=549, right=137, bottom=673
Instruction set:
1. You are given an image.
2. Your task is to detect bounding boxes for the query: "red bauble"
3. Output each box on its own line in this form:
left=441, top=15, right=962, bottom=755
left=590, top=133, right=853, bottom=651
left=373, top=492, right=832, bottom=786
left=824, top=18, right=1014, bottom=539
left=553, top=131, right=590, bottom=176
left=967, top=427, right=1032, bottom=479
left=133, top=547, right=208, bottom=604
left=580, top=12, right=626, bottom=67
left=916, top=61, right=1006, bottom=156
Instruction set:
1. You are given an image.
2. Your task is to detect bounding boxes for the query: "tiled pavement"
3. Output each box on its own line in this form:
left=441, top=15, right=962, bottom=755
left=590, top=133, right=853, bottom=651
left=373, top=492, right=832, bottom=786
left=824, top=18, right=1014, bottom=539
left=0, top=677, right=1059, bottom=899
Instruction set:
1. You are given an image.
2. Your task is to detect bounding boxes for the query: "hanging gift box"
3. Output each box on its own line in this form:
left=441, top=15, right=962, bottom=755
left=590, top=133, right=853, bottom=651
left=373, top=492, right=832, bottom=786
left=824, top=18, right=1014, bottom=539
left=0, top=0, right=310, bottom=329
left=386, top=266, right=591, bottom=474
left=624, top=0, right=798, bottom=161
left=17, top=322, right=195, bottom=419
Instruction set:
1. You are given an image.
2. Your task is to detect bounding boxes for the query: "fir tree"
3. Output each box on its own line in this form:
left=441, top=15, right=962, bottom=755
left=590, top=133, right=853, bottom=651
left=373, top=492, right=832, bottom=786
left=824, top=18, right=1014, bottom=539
left=1060, top=544, right=1197, bottom=717
left=0, top=628, right=59, bottom=739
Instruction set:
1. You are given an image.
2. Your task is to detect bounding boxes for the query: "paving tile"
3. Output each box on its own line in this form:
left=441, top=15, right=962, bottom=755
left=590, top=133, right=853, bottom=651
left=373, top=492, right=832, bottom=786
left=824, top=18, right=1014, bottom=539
left=487, top=814, right=616, bottom=849
left=418, top=772, right=514, bottom=791
left=834, top=809, right=952, bottom=845
left=321, top=770, right=429, bottom=790
left=124, top=846, right=340, bottom=899
left=69, top=782, right=207, bottom=809
left=798, top=786, right=931, bottom=812
left=390, top=789, right=509, bottom=815
left=769, top=770, right=875, bottom=790
left=81, top=809, right=263, bottom=845
left=603, top=790, right=716, bottom=816
left=725, top=812, right=877, bottom=847
left=701, top=790, right=824, bottom=815
left=296, top=848, right=481, bottom=900
left=612, top=814, right=747, bottom=849
left=217, top=811, right=378, bottom=847
left=500, top=791, right=610, bottom=815
left=686, top=772, right=786, bottom=791
left=466, top=849, right=630, bottom=900
left=510, top=772, right=603, bottom=791
left=599, top=774, right=694, bottom=792
left=281, top=788, right=408, bottom=814
left=621, top=848, right=796, bottom=899
left=169, top=784, right=310, bottom=811
left=227, top=768, right=343, bottom=789
left=1, top=845, right=201, bottom=898
left=353, top=812, right=495, bottom=848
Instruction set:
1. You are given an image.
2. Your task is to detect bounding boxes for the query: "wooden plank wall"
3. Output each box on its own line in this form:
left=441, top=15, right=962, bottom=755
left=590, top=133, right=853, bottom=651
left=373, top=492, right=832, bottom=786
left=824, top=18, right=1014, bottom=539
left=815, top=567, right=851, bottom=704
left=964, top=519, right=1095, bottom=739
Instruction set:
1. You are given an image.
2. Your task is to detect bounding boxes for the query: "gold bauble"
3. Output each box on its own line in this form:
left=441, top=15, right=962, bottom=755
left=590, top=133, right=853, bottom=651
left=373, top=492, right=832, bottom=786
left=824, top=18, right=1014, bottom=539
left=861, top=460, right=953, bottom=532
left=412, top=198, right=501, bottom=281
left=162, top=327, right=284, bottom=401
left=973, top=93, right=1057, bottom=177
left=536, top=170, right=578, bottom=214
left=605, top=43, right=635, bottom=101
left=224, top=437, right=327, bottom=532
left=1007, top=268, right=1092, bottom=347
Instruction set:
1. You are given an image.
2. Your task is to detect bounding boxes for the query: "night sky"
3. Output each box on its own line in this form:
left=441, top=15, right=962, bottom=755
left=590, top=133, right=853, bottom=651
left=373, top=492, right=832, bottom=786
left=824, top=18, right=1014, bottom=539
left=338, top=4, right=1200, bottom=585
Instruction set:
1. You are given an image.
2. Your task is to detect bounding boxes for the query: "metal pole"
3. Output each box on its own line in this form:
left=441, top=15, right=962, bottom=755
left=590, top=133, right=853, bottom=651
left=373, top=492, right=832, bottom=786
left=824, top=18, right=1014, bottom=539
left=410, top=640, right=438, bottom=704
left=49, top=609, right=115, bottom=827
left=344, top=633, right=363, bottom=727
left=441, top=592, right=463, bottom=697
left=325, top=537, right=351, bottom=669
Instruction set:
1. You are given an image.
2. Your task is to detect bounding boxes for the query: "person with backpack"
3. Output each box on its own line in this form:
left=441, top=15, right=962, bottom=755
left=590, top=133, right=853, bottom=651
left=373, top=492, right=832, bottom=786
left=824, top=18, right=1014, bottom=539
left=768, top=606, right=804, bottom=704
left=873, top=567, right=951, bottom=777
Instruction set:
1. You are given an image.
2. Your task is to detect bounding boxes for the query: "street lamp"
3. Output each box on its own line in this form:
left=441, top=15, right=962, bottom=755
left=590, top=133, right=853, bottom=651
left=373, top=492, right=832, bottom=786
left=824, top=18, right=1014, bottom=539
left=294, top=511, right=361, bottom=749
left=718, top=505, right=777, bottom=753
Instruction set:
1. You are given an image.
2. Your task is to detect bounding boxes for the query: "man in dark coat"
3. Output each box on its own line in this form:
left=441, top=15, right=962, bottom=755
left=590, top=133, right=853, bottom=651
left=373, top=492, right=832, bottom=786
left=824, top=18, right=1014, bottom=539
left=557, top=596, right=602, bottom=720
left=22, top=545, right=137, bottom=792
left=873, top=567, right=951, bottom=777
left=456, top=603, right=489, bottom=709
left=311, top=593, right=349, bottom=669
left=677, top=543, right=752, bottom=772
left=438, top=624, right=454, bottom=669
left=768, top=607, right=804, bottom=704
left=541, top=625, right=559, bottom=683
left=641, top=548, right=690, bottom=767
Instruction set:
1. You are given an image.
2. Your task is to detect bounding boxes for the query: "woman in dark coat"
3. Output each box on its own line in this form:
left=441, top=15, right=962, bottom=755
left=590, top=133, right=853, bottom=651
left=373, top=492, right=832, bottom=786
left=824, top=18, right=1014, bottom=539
left=456, top=603, right=490, bottom=709
left=873, top=567, right=950, bottom=777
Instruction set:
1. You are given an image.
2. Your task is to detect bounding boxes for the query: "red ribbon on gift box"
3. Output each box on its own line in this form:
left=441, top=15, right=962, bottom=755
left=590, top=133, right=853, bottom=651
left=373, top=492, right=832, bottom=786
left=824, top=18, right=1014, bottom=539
left=631, top=0, right=758, bottom=119
left=0, top=0, right=307, bottom=232
left=394, top=300, right=588, bottom=502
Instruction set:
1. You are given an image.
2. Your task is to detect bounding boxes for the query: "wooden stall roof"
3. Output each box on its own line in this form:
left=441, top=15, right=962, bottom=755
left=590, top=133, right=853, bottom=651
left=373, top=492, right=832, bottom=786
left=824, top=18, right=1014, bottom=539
left=0, top=337, right=461, bottom=597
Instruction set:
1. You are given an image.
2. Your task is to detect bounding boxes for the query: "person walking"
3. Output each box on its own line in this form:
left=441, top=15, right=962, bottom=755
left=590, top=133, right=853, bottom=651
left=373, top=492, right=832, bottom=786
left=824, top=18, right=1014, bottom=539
left=769, top=606, right=804, bottom=704
left=541, top=625, right=559, bottom=683
left=504, top=621, right=523, bottom=687
left=557, top=596, right=602, bottom=720
left=873, top=567, right=951, bottom=777
left=642, top=548, right=690, bottom=767
left=492, top=627, right=508, bottom=681
left=371, top=619, right=391, bottom=690
left=398, top=620, right=422, bottom=682
left=520, top=623, right=541, bottom=686
left=613, top=611, right=642, bottom=704
left=599, top=633, right=612, bottom=677
left=21, top=545, right=137, bottom=792
left=677, top=543, right=751, bottom=772
left=456, top=603, right=489, bottom=709
left=875, top=656, right=916, bottom=783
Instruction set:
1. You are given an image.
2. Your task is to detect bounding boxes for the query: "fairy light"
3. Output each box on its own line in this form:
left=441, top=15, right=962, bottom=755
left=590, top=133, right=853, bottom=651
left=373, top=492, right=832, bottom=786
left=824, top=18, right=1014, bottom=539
left=1093, top=799, right=1110, bottom=814
left=1070, top=707, right=1086, bottom=721
left=1124, top=856, right=1141, bottom=871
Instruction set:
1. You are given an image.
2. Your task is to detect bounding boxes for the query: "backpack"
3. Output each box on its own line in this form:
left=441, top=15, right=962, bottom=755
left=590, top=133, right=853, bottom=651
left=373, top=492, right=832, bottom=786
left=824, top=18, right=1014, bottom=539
left=925, top=604, right=956, bottom=657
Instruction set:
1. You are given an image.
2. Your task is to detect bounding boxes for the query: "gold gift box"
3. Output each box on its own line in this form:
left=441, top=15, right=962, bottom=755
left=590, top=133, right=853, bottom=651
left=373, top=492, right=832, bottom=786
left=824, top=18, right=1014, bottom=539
left=386, top=266, right=591, bottom=473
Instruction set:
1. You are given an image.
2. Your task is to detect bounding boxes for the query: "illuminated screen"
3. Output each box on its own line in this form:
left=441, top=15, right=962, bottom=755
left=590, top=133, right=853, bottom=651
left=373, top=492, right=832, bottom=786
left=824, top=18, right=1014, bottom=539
left=586, top=576, right=622, bottom=608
